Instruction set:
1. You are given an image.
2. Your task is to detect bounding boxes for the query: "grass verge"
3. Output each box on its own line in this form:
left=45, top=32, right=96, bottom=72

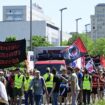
left=95, top=100, right=105, bottom=105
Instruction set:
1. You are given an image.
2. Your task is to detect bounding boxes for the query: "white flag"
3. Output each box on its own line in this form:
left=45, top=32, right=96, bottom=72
left=86, top=59, right=94, bottom=73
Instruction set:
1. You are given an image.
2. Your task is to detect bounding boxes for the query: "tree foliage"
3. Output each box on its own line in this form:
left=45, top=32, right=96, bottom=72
left=94, top=38, right=105, bottom=55
left=5, top=36, right=16, bottom=42
left=32, top=35, right=53, bottom=47
left=65, top=33, right=105, bottom=56
left=62, top=40, right=68, bottom=46
left=67, top=34, right=79, bottom=45
left=5, top=34, right=105, bottom=56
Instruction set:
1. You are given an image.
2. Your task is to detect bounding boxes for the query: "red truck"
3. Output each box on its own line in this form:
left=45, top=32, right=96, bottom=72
left=34, top=46, right=67, bottom=75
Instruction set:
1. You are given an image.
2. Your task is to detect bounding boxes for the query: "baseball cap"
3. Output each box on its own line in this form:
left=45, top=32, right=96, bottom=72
left=0, top=70, right=4, bottom=74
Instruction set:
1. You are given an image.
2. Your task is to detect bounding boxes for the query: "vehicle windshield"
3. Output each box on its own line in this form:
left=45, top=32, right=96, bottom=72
left=35, top=64, right=65, bottom=76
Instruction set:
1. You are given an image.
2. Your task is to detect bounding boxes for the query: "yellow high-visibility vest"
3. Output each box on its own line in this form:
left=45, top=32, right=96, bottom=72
left=43, top=73, right=53, bottom=88
left=83, top=75, right=91, bottom=90
left=24, top=77, right=32, bottom=91
left=14, top=74, right=24, bottom=89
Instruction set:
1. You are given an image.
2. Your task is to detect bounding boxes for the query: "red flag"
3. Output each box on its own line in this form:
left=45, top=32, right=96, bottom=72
left=62, top=37, right=87, bottom=62
left=100, top=55, right=105, bottom=67
left=61, top=37, right=87, bottom=53
left=74, top=37, right=87, bottom=53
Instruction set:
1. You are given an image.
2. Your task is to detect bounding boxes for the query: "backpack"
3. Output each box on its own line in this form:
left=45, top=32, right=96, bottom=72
left=33, top=77, right=45, bottom=94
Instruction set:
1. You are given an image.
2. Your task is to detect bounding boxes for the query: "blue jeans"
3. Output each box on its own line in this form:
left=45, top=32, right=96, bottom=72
left=24, top=90, right=33, bottom=105
left=52, top=92, right=59, bottom=105
left=34, top=95, right=42, bottom=105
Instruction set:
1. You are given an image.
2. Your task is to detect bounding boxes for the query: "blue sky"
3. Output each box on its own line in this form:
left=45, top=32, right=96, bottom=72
left=0, top=0, right=105, bottom=33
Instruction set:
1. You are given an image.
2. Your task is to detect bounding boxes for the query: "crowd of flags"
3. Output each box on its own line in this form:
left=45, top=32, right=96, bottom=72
left=62, top=37, right=105, bottom=73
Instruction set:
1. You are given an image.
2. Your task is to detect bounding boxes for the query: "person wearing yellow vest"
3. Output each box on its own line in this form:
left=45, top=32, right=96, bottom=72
left=43, top=67, right=54, bottom=104
left=24, top=72, right=33, bottom=105
left=13, top=68, right=24, bottom=105
left=82, top=68, right=92, bottom=105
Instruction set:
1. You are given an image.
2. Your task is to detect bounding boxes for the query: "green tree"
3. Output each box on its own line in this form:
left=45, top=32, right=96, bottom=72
left=62, top=40, right=68, bottom=46
left=5, top=36, right=16, bottom=42
left=79, top=33, right=94, bottom=55
left=32, top=35, right=52, bottom=47
left=62, top=33, right=105, bottom=56
left=94, top=38, right=105, bottom=55
left=67, top=34, right=79, bottom=45
left=63, top=33, right=94, bottom=55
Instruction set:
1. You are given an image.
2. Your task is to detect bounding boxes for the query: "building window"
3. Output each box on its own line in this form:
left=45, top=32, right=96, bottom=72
left=5, top=9, right=24, bottom=21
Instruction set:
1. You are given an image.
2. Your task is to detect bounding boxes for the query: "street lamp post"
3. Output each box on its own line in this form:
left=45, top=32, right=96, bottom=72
left=60, top=7, right=67, bottom=46
left=85, top=24, right=90, bottom=33
left=85, top=24, right=90, bottom=48
left=30, top=0, right=32, bottom=50
left=76, top=18, right=82, bottom=34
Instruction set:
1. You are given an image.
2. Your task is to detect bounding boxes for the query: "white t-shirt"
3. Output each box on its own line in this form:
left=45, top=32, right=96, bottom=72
left=71, top=73, right=80, bottom=91
left=0, top=81, right=8, bottom=102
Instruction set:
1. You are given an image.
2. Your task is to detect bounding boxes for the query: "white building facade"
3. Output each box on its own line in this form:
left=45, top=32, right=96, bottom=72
left=0, top=5, right=60, bottom=46
left=91, top=4, right=105, bottom=40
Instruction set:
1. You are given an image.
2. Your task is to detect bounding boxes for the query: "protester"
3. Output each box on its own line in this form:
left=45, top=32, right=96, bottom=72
left=0, top=81, right=8, bottom=105
left=98, top=69, right=105, bottom=100
left=91, top=71, right=99, bottom=104
left=49, top=67, right=62, bottom=105
left=30, top=70, right=48, bottom=105
left=70, top=67, right=80, bottom=105
left=43, top=67, right=54, bottom=104
left=0, top=71, right=6, bottom=86
left=24, top=72, right=33, bottom=105
left=75, top=67, right=83, bottom=105
left=67, top=66, right=72, bottom=105
left=82, top=68, right=92, bottom=105
left=13, top=68, right=24, bottom=105
left=59, top=68, right=68, bottom=105
left=6, top=70, right=14, bottom=105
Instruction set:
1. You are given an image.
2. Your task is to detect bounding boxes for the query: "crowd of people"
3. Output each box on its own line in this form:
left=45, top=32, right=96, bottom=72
left=0, top=66, right=105, bottom=105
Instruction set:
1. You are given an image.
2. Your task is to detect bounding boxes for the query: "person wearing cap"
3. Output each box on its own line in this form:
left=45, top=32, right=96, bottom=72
left=43, top=67, right=54, bottom=104
left=29, top=69, right=48, bottom=105
left=69, top=67, right=80, bottom=105
left=59, top=68, right=69, bottom=105
left=75, top=67, right=83, bottom=105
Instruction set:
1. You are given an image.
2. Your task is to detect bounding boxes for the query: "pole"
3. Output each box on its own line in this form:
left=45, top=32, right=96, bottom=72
left=60, top=7, right=67, bottom=46
left=61, top=10, right=62, bottom=46
left=30, top=0, right=32, bottom=50
left=85, top=24, right=90, bottom=48
left=76, top=18, right=82, bottom=34
left=85, top=24, right=90, bottom=33
left=76, top=19, right=78, bottom=33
